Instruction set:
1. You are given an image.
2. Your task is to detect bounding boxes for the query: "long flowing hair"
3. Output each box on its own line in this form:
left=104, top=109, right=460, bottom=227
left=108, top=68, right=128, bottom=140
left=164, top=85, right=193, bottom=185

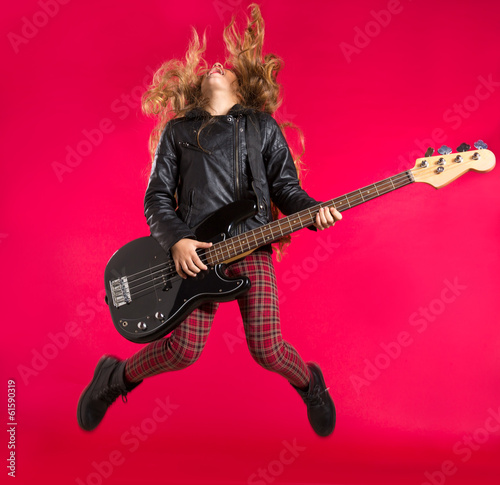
left=142, top=3, right=306, bottom=258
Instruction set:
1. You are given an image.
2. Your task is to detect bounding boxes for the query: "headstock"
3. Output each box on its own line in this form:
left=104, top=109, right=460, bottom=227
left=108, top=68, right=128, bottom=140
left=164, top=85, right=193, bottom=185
left=411, top=141, right=495, bottom=188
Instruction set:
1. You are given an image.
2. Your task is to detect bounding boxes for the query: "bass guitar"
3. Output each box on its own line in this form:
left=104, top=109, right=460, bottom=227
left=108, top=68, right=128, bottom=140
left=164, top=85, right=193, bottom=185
left=105, top=142, right=495, bottom=343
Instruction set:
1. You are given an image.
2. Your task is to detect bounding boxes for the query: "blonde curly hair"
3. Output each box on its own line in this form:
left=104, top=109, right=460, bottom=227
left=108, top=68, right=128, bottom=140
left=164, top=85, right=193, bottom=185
left=141, top=3, right=306, bottom=258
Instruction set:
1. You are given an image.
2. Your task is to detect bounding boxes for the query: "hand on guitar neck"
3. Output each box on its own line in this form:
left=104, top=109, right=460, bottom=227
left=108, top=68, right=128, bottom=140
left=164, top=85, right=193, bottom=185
left=171, top=206, right=342, bottom=279
left=314, top=206, right=342, bottom=231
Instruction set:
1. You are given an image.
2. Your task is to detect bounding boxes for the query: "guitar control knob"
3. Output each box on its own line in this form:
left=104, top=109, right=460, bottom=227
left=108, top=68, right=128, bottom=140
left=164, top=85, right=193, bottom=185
left=455, top=155, right=463, bottom=163
left=420, top=160, right=429, bottom=168
left=155, top=312, right=164, bottom=321
left=138, top=322, right=147, bottom=331
left=437, top=158, right=446, bottom=165
left=436, top=166, right=445, bottom=174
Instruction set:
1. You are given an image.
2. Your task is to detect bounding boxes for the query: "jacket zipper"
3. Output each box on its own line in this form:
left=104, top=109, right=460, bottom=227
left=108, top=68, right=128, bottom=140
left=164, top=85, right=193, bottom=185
left=235, top=117, right=240, bottom=200
left=234, top=115, right=243, bottom=235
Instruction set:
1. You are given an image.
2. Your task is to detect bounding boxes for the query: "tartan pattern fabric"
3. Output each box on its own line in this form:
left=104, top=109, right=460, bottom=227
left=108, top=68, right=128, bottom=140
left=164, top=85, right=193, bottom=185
left=124, top=251, right=310, bottom=388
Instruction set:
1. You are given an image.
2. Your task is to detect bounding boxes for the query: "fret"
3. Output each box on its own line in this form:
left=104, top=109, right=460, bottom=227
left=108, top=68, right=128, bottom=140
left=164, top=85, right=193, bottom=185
left=207, top=170, right=413, bottom=265
left=255, top=226, right=265, bottom=246
left=263, top=226, right=273, bottom=244
left=361, top=187, right=375, bottom=200
left=234, top=236, right=244, bottom=254
left=242, top=233, right=250, bottom=252
left=250, top=230, right=258, bottom=249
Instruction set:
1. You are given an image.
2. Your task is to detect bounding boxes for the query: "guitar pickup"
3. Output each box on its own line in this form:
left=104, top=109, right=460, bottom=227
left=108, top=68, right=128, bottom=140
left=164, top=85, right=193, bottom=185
left=110, top=276, right=132, bottom=307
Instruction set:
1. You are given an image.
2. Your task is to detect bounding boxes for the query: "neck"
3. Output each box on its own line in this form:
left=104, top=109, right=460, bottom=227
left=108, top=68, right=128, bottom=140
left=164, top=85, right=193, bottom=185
left=205, top=92, right=239, bottom=116
left=204, top=170, right=415, bottom=265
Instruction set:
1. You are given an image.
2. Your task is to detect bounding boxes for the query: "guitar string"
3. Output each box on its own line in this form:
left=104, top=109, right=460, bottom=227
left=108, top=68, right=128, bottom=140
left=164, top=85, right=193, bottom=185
left=123, top=170, right=415, bottom=287
left=121, top=171, right=416, bottom=301
left=124, top=171, right=415, bottom=299
left=125, top=171, right=414, bottom=299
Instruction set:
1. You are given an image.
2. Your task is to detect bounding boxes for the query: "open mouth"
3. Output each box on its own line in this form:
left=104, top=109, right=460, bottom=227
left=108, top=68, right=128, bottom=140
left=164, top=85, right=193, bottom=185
left=208, top=64, right=225, bottom=76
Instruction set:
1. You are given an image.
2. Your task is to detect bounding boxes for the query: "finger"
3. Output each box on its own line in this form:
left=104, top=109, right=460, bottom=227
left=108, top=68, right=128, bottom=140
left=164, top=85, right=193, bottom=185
left=193, top=242, right=211, bottom=270
left=323, top=207, right=335, bottom=225
left=315, top=211, right=325, bottom=230
left=174, top=259, right=187, bottom=279
left=192, top=253, right=208, bottom=271
left=181, top=260, right=198, bottom=278
left=184, top=257, right=202, bottom=276
left=194, top=241, right=213, bottom=248
left=331, top=207, right=342, bottom=221
left=320, top=207, right=331, bottom=227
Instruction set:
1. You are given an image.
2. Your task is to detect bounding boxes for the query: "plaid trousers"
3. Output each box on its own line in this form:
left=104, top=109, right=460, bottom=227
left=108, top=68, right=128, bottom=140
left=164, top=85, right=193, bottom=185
left=124, top=250, right=310, bottom=388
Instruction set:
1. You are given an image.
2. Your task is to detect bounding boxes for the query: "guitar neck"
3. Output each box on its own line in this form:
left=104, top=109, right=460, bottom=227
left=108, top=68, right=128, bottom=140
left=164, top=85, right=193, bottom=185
left=206, top=170, right=415, bottom=265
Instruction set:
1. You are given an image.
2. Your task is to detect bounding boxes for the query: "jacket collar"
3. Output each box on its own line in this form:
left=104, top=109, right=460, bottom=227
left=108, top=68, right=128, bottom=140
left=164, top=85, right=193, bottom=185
left=185, top=104, right=254, bottom=119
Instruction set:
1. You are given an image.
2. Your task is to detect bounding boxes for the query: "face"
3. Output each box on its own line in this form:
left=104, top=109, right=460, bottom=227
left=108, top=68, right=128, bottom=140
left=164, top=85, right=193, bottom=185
left=201, top=62, right=238, bottom=96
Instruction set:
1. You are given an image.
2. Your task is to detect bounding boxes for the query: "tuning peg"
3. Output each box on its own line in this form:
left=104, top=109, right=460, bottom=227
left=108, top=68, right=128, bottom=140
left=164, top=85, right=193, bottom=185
left=438, top=145, right=452, bottom=155
left=474, top=140, right=488, bottom=150
left=457, top=143, right=471, bottom=152
left=424, top=147, right=435, bottom=157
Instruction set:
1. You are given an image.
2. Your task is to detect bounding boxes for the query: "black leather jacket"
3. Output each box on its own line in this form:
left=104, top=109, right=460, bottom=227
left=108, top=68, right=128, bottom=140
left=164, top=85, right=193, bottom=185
left=144, top=104, right=318, bottom=252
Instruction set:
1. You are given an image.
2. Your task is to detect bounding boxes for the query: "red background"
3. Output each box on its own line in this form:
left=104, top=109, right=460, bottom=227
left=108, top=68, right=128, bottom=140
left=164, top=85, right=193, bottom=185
left=2, top=0, right=500, bottom=484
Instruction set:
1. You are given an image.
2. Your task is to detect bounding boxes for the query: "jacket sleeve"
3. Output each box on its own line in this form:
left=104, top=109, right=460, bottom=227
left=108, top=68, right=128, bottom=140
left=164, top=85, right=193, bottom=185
left=262, top=115, right=319, bottom=217
left=144, top=123, right=196, bottom=252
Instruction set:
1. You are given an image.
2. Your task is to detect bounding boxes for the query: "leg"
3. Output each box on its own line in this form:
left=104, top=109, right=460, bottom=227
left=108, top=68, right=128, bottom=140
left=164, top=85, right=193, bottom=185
left=77, top=301, right=218, bottom=431
left=226, top=251, right=335, bottom=437
left=125, top=301, right=219, bottom=381
left=225, top=251, right=309, bottom=388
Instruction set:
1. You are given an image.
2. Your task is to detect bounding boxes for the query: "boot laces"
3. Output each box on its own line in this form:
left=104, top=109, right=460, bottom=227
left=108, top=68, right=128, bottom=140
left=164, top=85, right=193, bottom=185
left=308, top=385, right=329, bottom=406
left=97, top=384, right=128, bottom=406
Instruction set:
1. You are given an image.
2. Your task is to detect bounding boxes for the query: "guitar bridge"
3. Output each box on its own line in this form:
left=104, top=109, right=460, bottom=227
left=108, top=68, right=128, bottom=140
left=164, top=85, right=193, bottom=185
left=110, top=276, right=132, bottom=307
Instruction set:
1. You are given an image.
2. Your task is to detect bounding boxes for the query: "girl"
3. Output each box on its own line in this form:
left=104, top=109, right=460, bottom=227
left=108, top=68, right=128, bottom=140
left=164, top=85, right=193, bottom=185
left=77, top=3, right=341, bottom=437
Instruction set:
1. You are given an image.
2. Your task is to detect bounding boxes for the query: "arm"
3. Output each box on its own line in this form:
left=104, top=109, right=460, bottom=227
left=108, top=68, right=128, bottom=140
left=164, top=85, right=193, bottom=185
left=262, top=116, right=341, bottom=230
left=144, top=123, right=197, bottom=252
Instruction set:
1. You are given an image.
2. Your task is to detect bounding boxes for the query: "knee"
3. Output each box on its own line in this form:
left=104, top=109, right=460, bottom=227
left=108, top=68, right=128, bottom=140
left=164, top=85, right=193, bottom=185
left=173, top=349, right=203, bottom=370
left=165, top=338, right=204, bottom=371
left=249, top=343, right=285, bottom=371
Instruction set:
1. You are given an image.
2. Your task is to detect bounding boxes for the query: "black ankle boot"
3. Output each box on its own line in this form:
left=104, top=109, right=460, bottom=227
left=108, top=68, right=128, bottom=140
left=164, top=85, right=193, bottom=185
left=77, top=355, right=141, bottom=431
left=293, top=362, right=336, bottom=437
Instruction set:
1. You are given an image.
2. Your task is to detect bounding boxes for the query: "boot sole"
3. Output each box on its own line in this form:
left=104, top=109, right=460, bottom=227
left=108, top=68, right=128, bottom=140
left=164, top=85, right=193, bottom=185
left=77, top=356, right=117, bottom=431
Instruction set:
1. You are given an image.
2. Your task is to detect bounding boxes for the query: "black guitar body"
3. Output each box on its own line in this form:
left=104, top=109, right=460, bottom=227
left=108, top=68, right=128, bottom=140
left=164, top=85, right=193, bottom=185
left=105, top=200, right=257, bottom=343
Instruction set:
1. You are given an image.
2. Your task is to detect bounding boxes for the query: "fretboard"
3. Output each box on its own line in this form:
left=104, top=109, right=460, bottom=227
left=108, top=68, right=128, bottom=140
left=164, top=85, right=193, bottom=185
left=205, top=170, right=414, bottom=265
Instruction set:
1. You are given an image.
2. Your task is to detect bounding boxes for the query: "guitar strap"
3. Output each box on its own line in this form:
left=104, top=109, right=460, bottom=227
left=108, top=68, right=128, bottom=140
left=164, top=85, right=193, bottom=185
left=245, top=112, right=267, bottom=217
